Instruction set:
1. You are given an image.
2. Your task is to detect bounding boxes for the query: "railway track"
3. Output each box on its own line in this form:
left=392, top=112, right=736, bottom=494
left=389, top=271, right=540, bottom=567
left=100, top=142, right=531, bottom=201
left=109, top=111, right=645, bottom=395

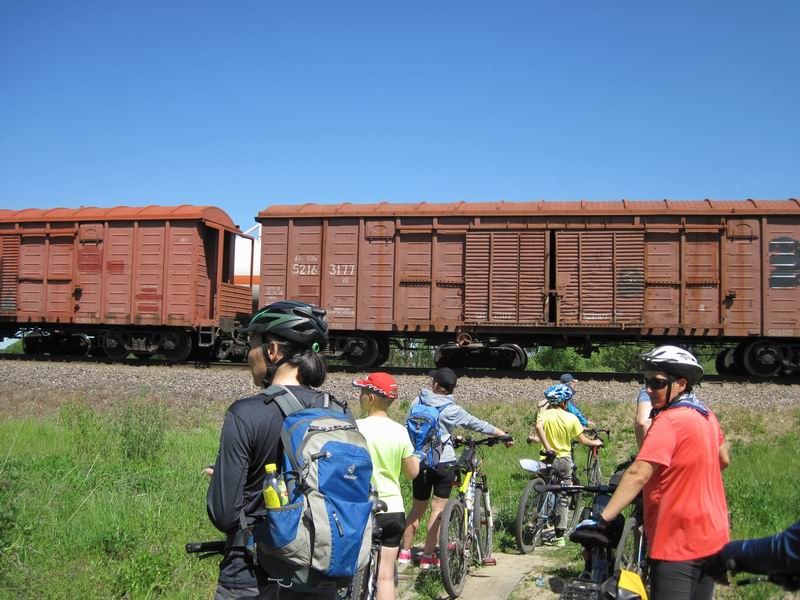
left=1, top=352, right=798, bottom=385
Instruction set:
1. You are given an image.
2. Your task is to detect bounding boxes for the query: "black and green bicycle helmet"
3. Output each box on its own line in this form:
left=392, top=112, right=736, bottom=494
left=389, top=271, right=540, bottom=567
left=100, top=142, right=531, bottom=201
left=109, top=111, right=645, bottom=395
left=241, top=301, right=328, bottom=352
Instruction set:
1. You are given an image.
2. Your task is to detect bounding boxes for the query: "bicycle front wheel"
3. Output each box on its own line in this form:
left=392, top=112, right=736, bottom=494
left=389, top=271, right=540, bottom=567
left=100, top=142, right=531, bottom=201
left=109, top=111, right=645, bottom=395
left=349, top=546, right=380, bottom=600
left=439, top=498, right=469, bottom=598
left=473, top=487, right=493, bottom=562
left=514, top=479, right=546, bottom=554
left=588, top=451, right=603, bottom=486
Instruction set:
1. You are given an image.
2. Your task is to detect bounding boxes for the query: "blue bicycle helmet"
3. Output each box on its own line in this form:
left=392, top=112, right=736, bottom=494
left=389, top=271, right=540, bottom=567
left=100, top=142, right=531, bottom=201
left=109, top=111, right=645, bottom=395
left=544, top=383, right=574, bottom=406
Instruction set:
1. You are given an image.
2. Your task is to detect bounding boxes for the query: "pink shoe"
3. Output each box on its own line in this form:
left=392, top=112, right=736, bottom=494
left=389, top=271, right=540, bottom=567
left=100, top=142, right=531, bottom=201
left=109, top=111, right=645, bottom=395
left=397, top=549, right=412, bottom=564
left=420, top=554, right=440, bottom=570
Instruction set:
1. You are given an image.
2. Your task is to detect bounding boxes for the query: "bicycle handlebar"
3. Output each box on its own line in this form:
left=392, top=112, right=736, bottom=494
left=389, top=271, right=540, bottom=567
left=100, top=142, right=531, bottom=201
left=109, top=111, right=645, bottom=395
left=533, top=479, right=616, bottom=495
left=453, top=434, right=513, bottom=448
left=586, top=427, right=611, bottom=440
left=186, top=541, right=226, bottom=555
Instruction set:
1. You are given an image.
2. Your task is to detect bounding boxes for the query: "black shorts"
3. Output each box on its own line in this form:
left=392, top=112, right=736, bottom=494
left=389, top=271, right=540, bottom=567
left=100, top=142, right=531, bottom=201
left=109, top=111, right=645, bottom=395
left=375, top=512, right=406, bottom=548
left=412, top=462, right=457, bottom=501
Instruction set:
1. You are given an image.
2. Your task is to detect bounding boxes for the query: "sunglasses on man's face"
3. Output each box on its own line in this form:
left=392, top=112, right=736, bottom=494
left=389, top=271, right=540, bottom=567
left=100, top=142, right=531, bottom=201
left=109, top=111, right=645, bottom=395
left=644, top=377, right=673, bottom=390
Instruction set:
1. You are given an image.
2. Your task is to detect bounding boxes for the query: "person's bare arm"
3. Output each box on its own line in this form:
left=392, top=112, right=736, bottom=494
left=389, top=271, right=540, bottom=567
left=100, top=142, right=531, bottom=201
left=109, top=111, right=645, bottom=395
left=599, top=460, right=656, bottom=522
left=535, top=422, right=552, bottom=452
left=577, top=432, right=603, bottom=447
left=402, top=455, right=420, bottom=480
left=719, top=443, right=730, bottom=470
left=635, top=401, right=652, bottom=448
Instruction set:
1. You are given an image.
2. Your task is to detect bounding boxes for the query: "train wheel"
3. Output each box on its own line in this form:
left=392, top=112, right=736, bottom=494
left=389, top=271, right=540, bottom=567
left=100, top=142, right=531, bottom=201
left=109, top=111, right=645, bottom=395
left=372, top=338, right=391, bottom=367
left=742, top=340, right=783, bottom=378
left=67, top=333, right=92, bottom=357
left=715, top=348, right=736, bottom=375
left=22, top=333, right=47, bottom=355
left=498, top=343, right=528, bottom=370
left=161, top=330, right=192, bottom=363
left=103, top=333, right=129, bottom=359
left=345, top=337, right=380, bottom=368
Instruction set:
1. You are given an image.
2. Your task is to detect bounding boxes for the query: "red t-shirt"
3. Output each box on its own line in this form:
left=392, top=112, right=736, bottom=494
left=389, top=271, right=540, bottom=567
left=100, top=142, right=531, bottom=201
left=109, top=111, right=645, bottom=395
left=636, top=406, right=729, bottom=561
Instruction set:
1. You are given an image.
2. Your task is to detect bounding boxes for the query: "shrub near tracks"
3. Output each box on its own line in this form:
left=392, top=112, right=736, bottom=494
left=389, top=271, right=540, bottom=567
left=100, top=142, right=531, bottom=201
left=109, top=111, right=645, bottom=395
left=0, top=364, right=798, bottom=598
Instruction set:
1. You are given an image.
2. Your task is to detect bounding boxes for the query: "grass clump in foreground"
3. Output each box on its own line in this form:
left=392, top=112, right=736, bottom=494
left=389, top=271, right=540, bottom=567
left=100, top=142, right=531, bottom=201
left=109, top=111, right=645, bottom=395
left=0, top=395, right=798, bottom=599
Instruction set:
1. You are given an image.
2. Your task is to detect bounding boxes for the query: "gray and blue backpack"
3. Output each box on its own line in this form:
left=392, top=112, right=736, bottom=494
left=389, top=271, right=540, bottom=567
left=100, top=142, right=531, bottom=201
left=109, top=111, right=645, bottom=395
left=252, top=385, right=374, bottom=592
left=406, top=398, right=453, bottom=468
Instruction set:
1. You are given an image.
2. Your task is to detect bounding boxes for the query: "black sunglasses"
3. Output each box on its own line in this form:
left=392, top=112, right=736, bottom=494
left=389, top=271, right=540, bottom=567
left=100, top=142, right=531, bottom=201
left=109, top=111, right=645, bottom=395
left=644, top=377, right=673, bottom=390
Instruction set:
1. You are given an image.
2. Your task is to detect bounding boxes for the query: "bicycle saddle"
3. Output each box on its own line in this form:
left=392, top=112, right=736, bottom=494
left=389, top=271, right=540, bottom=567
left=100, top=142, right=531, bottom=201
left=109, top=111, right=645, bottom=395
left=518, top=458, right=548, bottom=474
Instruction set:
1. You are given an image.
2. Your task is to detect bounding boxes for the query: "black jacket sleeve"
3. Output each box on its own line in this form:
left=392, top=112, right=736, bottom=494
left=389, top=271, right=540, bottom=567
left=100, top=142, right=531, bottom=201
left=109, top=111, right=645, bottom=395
left=207, top=409, right=252, bottom=533
left=722, top=520, right=800, bottom=575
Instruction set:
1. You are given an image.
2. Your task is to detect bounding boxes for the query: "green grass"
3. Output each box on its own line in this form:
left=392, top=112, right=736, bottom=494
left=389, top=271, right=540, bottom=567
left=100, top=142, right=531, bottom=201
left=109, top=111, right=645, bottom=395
left=0, top=396, right=797, bottom=599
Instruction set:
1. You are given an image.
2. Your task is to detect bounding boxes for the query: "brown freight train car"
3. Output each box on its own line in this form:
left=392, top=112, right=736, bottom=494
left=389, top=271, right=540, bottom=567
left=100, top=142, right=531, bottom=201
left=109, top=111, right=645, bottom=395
left=0, top=205, right=254, bottom=362
left=256, top=200, right=800, bottom=377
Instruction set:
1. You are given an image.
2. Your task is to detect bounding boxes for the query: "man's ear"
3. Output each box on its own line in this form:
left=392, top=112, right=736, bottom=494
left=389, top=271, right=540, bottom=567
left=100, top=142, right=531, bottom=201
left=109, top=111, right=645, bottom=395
left=266, top=340, right=281, bottom=362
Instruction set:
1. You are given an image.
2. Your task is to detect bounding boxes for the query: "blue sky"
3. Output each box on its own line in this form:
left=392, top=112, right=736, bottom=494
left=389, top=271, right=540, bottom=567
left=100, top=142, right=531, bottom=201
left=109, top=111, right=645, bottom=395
left=1, top=0, right=798, bottom=231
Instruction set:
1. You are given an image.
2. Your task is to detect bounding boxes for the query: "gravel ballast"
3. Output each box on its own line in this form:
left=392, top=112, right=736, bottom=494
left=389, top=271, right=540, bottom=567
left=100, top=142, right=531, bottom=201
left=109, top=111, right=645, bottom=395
left=1, top=359, right=798, bottom=421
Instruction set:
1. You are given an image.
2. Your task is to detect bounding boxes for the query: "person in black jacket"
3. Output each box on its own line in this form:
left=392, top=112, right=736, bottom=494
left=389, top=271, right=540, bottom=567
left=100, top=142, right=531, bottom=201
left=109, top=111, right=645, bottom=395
left=706, top=520, right=800, bottom=588
left=206, top=301, right=333, bottom=600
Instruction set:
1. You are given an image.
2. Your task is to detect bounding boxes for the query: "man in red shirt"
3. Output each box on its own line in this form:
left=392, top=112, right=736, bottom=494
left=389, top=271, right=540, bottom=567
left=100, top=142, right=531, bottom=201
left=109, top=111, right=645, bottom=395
left=576, top=345, right=730, bottom=600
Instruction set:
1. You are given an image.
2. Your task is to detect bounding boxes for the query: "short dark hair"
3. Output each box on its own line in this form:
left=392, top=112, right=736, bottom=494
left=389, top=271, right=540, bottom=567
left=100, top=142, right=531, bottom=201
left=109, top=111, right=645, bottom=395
left=428, top=367, right=457, bottom=393
left=267, top=334, right=327, bottom=388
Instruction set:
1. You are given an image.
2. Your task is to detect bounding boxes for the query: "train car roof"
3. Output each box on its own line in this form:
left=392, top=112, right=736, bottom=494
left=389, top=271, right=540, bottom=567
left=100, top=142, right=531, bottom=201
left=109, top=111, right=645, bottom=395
left=258, top=199, right=800, bottom=219
left=0, top=205, right=243, bottom=233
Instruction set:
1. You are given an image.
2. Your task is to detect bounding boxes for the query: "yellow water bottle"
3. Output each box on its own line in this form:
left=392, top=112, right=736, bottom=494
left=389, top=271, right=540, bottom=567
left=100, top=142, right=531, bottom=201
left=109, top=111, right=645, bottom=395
left=263, top=463, right=282, bottom=508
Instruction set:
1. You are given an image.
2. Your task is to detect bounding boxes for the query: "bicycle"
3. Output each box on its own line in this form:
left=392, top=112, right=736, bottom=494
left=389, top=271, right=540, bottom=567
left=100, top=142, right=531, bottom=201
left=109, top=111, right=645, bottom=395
left=574, top=428, right=610, bottom=486
left=187, top=500, right=389, bottom=600
left=348, top=495, right=389, bottom=600
left=533, top=479, right=625, bottom=599
left=514, top=450, right=584, bottom=554
left=437, top=434, right=513, bottom=598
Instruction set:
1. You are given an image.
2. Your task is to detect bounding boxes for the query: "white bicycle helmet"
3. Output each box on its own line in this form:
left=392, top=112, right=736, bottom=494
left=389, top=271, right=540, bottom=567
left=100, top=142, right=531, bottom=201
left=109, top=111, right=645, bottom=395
left=640, top=345, right=704, bottom=387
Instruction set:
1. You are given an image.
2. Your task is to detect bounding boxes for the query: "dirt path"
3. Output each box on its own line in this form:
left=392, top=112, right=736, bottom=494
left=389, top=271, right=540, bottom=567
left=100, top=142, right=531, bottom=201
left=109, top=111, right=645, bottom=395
left=398, top=548, right=563, bottom=600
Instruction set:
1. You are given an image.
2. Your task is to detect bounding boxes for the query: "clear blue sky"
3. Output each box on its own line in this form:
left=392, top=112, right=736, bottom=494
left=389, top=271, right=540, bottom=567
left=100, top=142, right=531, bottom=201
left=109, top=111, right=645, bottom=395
left=1, top=1, right=798, bottom=231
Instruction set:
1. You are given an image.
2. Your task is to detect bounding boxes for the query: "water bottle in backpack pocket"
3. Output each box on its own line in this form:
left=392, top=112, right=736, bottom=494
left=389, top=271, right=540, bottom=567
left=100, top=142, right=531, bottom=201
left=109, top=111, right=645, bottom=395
left=252, top=385, right=374, bottom=592
left=406, top=399, right=453, bottom=468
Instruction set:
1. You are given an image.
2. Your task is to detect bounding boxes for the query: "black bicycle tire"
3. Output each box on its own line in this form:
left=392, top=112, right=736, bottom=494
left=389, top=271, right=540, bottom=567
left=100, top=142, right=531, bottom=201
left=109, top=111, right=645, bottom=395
left=473, top=487, right=493, bottom=561
left=439, top=498, right=469, bottom=598
left=568, top=488, right=585, bottom=532
left=614, top=516, right=638, bottom=574
left=589, top=453, right=603, bottom=486
left=514, top=478, right=544, bottom=554
left=350, top=545, right=380, bottom=600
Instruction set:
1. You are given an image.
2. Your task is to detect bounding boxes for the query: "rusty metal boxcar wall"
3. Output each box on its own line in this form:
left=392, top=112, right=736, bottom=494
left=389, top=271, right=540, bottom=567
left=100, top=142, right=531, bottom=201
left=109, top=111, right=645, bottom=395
left=256, top=200, right=800, bottom=374
left=0, top=206, right=254, bottom=361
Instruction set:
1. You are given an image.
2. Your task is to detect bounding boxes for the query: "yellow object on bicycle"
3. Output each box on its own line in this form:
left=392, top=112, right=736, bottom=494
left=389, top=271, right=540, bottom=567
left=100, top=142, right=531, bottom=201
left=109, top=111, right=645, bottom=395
left=616, top=568, right=648, bottom=600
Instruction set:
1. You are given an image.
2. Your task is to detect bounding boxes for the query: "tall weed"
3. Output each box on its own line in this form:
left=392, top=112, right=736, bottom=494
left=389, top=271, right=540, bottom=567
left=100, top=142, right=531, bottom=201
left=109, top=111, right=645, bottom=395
left=114, top=401, right=167, bottom=463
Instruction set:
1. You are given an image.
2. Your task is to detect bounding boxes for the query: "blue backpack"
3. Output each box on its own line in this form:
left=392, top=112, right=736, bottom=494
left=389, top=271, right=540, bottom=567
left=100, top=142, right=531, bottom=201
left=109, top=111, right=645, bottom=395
left=406, top=398, right=453, bottom=468
left=252, top=385, right=374, bottom=592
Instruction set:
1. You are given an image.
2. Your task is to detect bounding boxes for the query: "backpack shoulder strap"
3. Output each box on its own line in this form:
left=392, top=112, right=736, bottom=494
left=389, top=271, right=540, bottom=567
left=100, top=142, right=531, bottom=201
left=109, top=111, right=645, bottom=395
left=262, top=384, right=304, bottom=417
left=323, top=392, right=349, bottom=415
left=436, top=401, right=454, bottom=413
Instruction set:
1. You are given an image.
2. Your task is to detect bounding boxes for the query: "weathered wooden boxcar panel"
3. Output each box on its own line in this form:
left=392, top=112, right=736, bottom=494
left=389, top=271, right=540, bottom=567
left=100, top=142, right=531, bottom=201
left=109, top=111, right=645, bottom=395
left=75, top=223, right=104, bottom=323
left=764, top=216, right=800, bottom=337
left=105, top=222, right=134, bottom=322
left=260, top=219, right=289, bottom=307
left=464, top=231, right=547, bottom=323
left=0, top=235, right=20, bottom=316
left=357, top=221, right=394, bottom=331
left=432, top=233, right=465, bottom=325
left=558, top=231, right=644, bottom=327
left=286, top=220, right=322, bottom=308
left=134, top=223, right=165, bottom=324
left=724, top=218, right=761, bottom=336
left=321, top=219, right=359, bottom=329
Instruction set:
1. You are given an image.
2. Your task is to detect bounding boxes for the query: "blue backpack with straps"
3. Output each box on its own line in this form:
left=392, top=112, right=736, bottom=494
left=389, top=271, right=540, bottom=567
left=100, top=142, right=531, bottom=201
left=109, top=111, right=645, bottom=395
left=406, top=398, right=453, bottom=468
left=252, top=385, right=374, bottom=592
